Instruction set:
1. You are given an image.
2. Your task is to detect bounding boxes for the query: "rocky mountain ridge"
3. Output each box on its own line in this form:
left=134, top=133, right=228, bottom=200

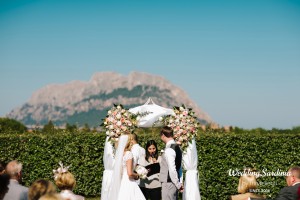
left=7, top=72, right=213, bottom=127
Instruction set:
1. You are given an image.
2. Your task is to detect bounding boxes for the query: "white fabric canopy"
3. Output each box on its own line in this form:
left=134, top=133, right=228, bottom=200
left=183, top=138, right=201, bottom=200
left=129, top=98, right=175, bottom=127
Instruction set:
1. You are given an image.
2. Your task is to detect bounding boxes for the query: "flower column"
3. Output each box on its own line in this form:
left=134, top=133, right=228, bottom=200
left=162, top=105, right=201, bottom=200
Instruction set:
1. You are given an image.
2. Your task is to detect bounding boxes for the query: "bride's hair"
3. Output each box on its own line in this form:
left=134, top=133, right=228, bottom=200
left=124, top=133, right=134, bottom=151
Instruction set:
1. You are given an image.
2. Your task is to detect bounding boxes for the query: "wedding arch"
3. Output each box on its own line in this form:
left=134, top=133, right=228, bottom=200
left=129, top=98, right=201, bottom=200
left=101, top=98, right=201, bottom=200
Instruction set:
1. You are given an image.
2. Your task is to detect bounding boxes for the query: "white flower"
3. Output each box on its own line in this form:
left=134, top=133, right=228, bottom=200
left=116, top=113, right=121, bottom=119
left=116, top=121, right=122, bottom=126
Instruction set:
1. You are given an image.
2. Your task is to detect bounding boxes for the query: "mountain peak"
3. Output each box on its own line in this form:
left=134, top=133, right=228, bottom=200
left=8, top=71, right=213, bottom=127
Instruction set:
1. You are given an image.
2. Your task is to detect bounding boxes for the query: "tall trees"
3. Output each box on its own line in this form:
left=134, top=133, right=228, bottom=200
left=0, top=117, right=27, bottom=133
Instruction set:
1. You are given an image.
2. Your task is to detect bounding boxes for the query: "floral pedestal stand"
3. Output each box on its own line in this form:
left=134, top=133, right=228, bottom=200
left=182, top=138, right=201, bottom=200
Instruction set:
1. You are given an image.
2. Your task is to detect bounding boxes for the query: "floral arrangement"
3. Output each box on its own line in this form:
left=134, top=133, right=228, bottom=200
left=160, top=105, right=200, bottom=152
left=53, top=161, right=71, bottom=180
left=101, top=104, right=138, bottom=143
left=135, top=165, right=148, bottom=179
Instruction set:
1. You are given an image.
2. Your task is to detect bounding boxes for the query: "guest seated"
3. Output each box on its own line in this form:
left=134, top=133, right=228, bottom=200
left=139, top=140, right=162, bottom=200
left=53, top=162, right=84, bottom=200
left=3, top=160, right=28, bottom=200
left=273, top=166, right=300, bottom=200
left=230, top=170, right=265, bottom=200
left=28, top=179, right=57, bottom=200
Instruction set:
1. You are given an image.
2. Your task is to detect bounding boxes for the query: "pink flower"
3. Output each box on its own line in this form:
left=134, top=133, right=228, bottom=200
left=182, top=110, right=188, bottom=116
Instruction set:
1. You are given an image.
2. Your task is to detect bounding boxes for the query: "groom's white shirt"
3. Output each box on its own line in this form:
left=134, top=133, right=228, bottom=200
left=131, top=143, right=145, bottom=185
left=131, top=143, right=145, bottom=168
left=164, top=139, right=182, bottom=189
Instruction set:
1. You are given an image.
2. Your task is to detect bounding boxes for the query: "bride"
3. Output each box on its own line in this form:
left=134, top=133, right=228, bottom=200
left=108, top=133, right=146, bottom=200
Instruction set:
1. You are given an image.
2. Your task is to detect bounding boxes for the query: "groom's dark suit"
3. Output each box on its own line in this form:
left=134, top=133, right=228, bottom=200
left=274, top=182, right=300, bottom=200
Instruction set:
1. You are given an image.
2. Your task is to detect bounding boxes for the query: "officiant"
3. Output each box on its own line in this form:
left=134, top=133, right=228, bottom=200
left=139, top=140, right=162, bottom=200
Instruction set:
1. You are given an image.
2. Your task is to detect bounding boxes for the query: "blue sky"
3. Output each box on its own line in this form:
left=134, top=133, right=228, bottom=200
left=0, top=0, right=299, bottom=129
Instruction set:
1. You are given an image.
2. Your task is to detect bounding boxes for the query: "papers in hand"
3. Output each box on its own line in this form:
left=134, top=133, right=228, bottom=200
left=145, top=163, right=160, bottom=177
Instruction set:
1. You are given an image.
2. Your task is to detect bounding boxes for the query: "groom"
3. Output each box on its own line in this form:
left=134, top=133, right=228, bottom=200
left=131, top=133, right=145, bottom=168
left=131, top=133, right=146, bottom=186
left=159, top=126, right=184, bottom=200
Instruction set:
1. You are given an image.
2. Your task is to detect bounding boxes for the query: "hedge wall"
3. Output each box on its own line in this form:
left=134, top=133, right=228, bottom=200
left=1, top=129, right=300, bottom=199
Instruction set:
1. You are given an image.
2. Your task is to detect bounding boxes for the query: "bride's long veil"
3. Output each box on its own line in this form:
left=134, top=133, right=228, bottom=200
left=108, top=134, right=129, bottom=200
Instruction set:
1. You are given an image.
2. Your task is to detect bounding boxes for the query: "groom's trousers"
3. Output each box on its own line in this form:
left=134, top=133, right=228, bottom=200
left=162, top=182, right=178, bottom=200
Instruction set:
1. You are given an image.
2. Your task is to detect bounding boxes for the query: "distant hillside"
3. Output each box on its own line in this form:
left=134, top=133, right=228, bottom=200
left=7, top=72, right=213, bottom=127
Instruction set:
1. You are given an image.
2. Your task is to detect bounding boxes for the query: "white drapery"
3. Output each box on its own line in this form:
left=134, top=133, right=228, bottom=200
left=100, top=137, right=115, bottom=200
left=129, top=98, right=174, bottom=127
left=182, top=138, right=201, bottom=200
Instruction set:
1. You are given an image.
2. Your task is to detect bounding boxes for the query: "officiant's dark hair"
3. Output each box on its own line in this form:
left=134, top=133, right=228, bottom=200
left=145, top=140, right=159, bottom=160
left=160, top=126, right=173, bottom=138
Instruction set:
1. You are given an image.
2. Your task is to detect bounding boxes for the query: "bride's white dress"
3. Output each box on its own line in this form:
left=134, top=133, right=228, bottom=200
left=117, top=151, right=145, bottom=200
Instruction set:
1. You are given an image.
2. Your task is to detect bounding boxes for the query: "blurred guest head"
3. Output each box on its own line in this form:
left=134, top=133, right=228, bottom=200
left=0, top=161, right=6, bottom=175
left=5, top=160, right=23, bottom=182
left=286, top=166, right=300, bottom=186
left=28, top=179, right=56, bottom=200
left=238, top=174, right=258, bottom=194
left=39, top=193, right=63, bottom=200
left=55, top=171, right=76, bottom=191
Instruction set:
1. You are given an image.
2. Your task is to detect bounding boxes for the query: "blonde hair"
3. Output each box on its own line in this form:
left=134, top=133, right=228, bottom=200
left=39, top=193, right=63, bottom=200
left=28, top=179, right=56, bottom=200
left=237, top=174, right=258, bottom=194
left=124, top=133, right=134, bottom=151
left=54, top=171, right=76, bottom=191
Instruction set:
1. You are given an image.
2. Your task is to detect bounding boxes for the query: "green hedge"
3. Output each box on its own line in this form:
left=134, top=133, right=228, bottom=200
left=0, top=131, right=105, bottom=196
left=1, top=129, right=300, bottom=199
